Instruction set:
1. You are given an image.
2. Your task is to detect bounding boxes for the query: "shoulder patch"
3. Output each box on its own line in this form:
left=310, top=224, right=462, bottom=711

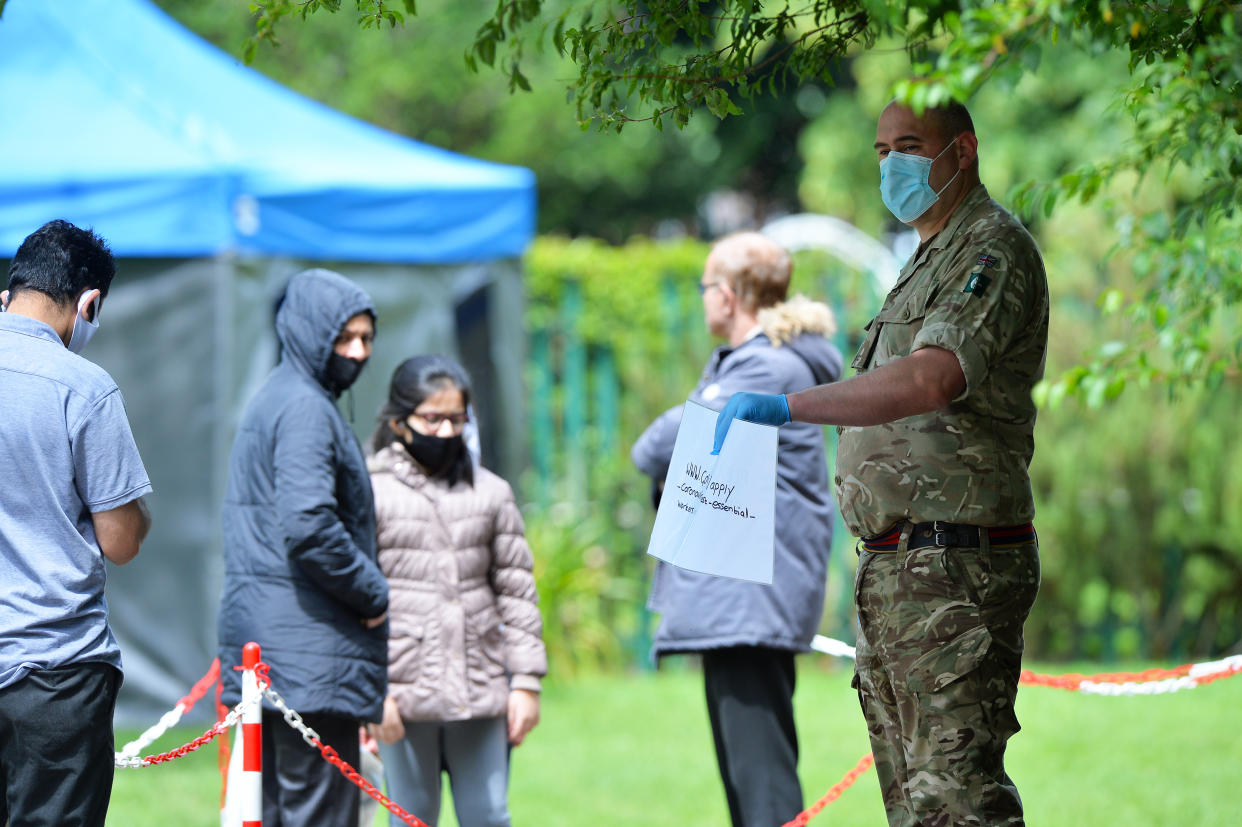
left=976, top=254, right=999, bottom=268
left=963, top=272, right=992, bottom=297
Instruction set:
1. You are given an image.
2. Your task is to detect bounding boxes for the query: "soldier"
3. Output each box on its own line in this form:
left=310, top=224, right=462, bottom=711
left=712, top=100, right=1048, bottom=825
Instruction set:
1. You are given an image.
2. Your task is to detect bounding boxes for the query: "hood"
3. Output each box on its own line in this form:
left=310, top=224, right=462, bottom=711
left=758, top=294, right=843, bottom=385
left=276, top=268, right=375, bottom=392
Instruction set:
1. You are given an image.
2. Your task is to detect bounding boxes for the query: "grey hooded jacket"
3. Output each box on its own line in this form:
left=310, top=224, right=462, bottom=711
left=632, top=297, right=843, bottom=657
left=218, top=269, right=389, bottom=720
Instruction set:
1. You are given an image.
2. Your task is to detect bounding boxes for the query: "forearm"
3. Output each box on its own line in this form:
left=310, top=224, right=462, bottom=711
left=787, top=347, right=964, bottom=427
left=94, top=497, right=152, bottom=565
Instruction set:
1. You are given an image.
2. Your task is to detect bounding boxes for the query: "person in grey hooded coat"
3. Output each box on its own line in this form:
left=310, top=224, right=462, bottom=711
left=217, top=268, right=388, bottom=826
left=632, top=233, right=842, bottom=827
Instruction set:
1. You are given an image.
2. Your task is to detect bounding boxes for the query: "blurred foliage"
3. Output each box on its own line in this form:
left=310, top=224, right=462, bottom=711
left=1028, top=384, right=1242, bottom=659
left=155, top=0, right=823, bottom=240
left=235, top=0, right=1242, bottom=396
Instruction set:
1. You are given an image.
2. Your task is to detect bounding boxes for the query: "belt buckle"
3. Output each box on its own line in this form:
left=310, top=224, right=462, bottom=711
left=931, top=520, right=953, bottom=548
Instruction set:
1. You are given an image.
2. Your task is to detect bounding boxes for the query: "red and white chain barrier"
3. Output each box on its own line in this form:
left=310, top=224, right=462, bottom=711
left=115, top=637, right=1242, bottom=827
left=811, top=635, right=1242, bottom=695
left=114, top=685, right=258, bottom=770
left=115, top=658, right=221, bottom=763
left=792, top=636, right=1242, bottom=826
left=117, top=643, right=431, bottom=826
left=1019, top=654, right=1242, bottom=695
left=258, top=675, right=430, bottom=827
left=781, top=753, right=875, bottom=827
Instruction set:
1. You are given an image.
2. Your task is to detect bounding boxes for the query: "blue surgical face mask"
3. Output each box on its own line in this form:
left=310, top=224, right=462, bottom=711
left=67, top=291, right=101, bottom=354
left=879, top=138, right=961, bottom=224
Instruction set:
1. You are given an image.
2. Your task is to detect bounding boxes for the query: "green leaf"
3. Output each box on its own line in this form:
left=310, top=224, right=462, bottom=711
left=1098, top=340, right=1126, bottom=359
left=1099, top=289, right=1125, bottom=315
left=511, top=66, right=532, bottom=92
left=1047, top=380, right=1069, bottom=410
left=553, top=17, right=566, bottom=55
left=477, top=35, right=496, bottom=67
left=1031, top=379, right=1051, bottom=408
left=1084, top=376, right=1108, bottom=409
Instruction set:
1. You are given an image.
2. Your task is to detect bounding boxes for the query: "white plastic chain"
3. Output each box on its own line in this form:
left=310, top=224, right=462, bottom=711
left=812, top=634, right=1242, bottom=697
left=117, top=704, right=188, bottom=760
left=1080, top=654, right=1242, bottom=697
left=262, top=685, right=323, bottom=750
left=114, top=692, right=261, bottom=769
left=1189, top=654, right=1242, bottom=679
left=1078, top=676, right=1199, bottom=696
left=811, top=634, right=857, bottom=660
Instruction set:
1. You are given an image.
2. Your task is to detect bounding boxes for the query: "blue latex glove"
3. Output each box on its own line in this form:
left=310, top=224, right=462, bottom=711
left=711, top=392, right=790, bottom=454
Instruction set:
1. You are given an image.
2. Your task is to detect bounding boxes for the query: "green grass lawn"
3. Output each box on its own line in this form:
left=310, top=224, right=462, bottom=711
left=109, top=658, right=1242, bottom=826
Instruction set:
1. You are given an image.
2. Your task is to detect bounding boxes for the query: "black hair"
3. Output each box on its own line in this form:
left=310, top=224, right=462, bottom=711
left=371, top=354, right=474, bottom=482
left=926, top=101, right=976, bottom=142
left=7, top=219, right=115, bottom=306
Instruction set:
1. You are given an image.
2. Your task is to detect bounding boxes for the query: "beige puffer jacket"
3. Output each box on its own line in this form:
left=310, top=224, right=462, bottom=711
left=369, top=443, right=546, bottom=722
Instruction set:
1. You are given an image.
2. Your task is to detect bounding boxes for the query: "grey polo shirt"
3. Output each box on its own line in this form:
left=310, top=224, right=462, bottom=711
left=0, top=311, right=151, bottom=689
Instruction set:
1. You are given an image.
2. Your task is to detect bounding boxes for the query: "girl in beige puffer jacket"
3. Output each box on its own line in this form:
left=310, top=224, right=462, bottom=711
left=367, top=355, right=546, bottom=827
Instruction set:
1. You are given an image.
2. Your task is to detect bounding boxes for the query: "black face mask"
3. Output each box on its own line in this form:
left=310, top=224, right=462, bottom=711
left=400, top=430, right=464, bottom=477
left=326, top=353, right=367, bottom=394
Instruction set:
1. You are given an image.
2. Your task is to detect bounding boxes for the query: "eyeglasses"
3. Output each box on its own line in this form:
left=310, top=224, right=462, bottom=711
left=409, top=411, right=469, bottom=429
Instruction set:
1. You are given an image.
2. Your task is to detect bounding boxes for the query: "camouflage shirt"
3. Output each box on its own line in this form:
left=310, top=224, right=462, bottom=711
left=835, top=184, right=1049, bottom=537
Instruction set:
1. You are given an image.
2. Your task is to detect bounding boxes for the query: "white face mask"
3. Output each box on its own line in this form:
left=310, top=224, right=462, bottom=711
left=67, top=291, right=101, bottom=354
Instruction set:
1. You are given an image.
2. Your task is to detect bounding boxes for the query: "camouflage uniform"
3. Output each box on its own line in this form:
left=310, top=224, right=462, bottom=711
left=836, top=184, right=1048, bottom=826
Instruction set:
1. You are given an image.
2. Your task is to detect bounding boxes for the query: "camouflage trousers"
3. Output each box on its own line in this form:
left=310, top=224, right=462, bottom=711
left=852, top=536, right=1040, bottom=827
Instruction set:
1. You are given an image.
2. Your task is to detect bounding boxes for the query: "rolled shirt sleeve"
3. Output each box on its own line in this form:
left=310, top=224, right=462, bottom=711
left=71, top=389, right=152, bottom=512
left=912, top=245, right=1042, bottom=403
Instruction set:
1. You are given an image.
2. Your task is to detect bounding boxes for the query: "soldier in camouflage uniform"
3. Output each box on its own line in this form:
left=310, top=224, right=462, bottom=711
left=712, top=100, right=1048, bottom=825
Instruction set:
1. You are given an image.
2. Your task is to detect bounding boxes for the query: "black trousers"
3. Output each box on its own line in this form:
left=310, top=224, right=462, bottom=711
left=0, top=662, right=121, bottom=827
left=703, top=646, right=803, bottom=827
left=261, top=708, right=361, bottom=827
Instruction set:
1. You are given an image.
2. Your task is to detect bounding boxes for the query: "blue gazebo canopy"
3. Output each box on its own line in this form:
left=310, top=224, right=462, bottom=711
left=0, top=0, right=535, bottom=262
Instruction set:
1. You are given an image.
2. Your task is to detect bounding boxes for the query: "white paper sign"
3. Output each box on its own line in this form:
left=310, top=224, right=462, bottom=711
left=645, top=400, right=777, bottom=583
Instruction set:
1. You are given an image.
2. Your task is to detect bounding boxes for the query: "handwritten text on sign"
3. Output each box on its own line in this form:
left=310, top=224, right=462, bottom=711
left=646, top=400, right=776, bottom=583
left=674, top=462, right=757, bottom=519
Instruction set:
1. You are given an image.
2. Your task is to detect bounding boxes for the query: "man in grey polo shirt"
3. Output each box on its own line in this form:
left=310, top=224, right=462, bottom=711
left=0, top=219, right=153, bottom=827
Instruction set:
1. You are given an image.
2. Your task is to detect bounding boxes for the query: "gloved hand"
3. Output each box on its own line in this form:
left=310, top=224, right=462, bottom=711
left=711, top=392, right=790, bottom=454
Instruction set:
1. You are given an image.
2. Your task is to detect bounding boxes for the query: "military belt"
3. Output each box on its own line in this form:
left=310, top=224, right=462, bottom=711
left=860, top=520, right=1036, bottom=553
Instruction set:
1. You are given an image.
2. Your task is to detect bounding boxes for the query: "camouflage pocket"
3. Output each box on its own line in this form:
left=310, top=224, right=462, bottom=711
left=852, top=653, right=883, bottom=694
left=904, top=623, right=993, bottom=693
left=852, top=617, right=877, bottom=692
left=901, top=546, right=993, bottom=693
left=852, top=550, right=875, bottom=611
left=869, top=301, right=927, bottom=368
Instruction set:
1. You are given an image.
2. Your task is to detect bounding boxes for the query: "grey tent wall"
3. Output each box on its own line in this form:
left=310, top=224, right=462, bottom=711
left=2, top=254, right=527, bottom=726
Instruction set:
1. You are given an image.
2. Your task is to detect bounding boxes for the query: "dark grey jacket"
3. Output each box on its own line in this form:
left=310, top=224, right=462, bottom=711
left=218, top=269, right=389, bottom=720
left=632, top=297, right=843, bottom=657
